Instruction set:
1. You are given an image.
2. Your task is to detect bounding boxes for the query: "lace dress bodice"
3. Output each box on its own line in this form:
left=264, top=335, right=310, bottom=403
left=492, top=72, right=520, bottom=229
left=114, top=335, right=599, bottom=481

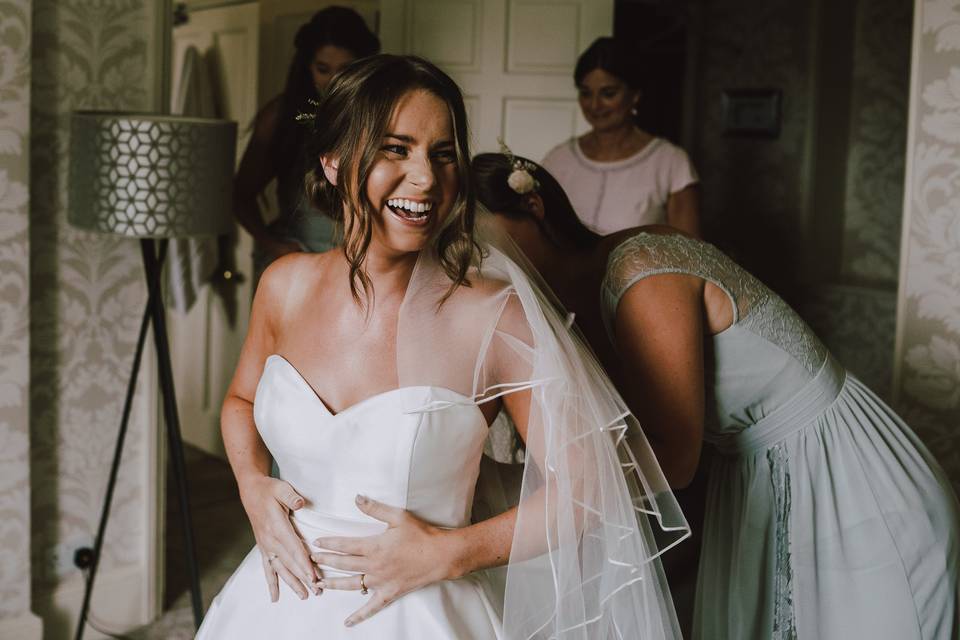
left=601, top=232, right=829, bottom=438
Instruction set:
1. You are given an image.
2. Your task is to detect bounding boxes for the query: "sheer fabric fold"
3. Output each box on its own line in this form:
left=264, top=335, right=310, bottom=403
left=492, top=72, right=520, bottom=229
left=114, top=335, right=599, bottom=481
left=397, top=220, right=690, bottom=639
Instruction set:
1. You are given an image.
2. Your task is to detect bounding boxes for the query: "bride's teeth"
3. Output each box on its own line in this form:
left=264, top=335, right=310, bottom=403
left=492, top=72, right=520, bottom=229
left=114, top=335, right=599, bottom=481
left=386, top=198, right=433, bottom=217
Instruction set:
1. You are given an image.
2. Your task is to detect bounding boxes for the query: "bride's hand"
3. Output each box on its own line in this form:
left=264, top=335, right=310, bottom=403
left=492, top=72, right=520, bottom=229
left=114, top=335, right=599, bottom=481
left=311, top=494, right=465, bottom=627
left=238, top=474, right=322, bottom=601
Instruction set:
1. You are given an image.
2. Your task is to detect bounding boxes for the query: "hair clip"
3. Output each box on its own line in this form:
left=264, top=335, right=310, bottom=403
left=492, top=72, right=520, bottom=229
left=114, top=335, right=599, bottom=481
left=295, top=98, right=322, bottom=127
left=497, top=137, right=540, bottom=195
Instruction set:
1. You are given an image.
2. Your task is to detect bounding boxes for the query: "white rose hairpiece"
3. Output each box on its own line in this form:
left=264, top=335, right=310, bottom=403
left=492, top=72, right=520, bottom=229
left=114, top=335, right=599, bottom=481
left=497, top=137, right=540, bottom=195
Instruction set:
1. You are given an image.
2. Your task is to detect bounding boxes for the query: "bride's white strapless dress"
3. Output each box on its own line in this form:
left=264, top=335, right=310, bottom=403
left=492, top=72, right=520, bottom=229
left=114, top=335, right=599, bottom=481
left=195, top=355, right=503, bottom=639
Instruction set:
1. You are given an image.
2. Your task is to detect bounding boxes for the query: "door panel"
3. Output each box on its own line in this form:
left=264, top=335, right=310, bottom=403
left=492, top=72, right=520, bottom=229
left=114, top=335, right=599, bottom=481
left=407, top=0, right=482, bottom=70
left=503, top=98, right=584, bottom=162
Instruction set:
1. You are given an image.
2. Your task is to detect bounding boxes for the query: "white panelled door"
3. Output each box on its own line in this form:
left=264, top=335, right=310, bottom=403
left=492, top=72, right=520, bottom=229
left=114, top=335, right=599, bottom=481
left=380, top=0, right=612, bottom=160
left=170, top=2, right=259, bottom=459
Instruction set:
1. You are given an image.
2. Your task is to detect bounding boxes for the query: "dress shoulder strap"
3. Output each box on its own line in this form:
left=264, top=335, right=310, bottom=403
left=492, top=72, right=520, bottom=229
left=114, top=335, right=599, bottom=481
left=600, top=232, right=741, bottom=335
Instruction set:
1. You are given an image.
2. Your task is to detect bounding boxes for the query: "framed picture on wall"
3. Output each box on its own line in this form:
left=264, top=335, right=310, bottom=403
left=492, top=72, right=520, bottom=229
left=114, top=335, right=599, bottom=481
left=720, top=89, right=782, bottom=138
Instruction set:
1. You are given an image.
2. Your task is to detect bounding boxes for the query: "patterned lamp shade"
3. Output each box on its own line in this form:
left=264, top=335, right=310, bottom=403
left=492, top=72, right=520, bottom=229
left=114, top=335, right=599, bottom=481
left=68, top=112, right=237, bottom=238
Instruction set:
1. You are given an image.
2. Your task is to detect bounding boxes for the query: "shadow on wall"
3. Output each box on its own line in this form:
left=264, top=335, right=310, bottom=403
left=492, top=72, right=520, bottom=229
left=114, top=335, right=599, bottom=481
left=691, top=0, right=819, bottom=298
left=685, top=0, right=910, bottom=300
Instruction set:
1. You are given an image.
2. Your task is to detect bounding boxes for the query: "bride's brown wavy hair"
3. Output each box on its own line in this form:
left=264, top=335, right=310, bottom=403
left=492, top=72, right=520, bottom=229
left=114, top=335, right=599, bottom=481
left=304, top=54, right=480, bottom=305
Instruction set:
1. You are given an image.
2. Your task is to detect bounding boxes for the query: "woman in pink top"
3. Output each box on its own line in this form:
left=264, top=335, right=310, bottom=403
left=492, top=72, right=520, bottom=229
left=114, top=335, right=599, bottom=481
left=542, top=37, right=700, bottom=236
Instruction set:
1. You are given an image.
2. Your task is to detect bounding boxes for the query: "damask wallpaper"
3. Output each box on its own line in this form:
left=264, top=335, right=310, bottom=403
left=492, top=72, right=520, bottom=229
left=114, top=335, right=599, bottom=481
left=0, top=0, right=34, bottom=623
left=841, top=0, right=912, bottom=285
left=894, top=0, right=960, bottom=490
left=801, top=285, right=898, bottom=401
left=30, top=0, right=160, bottom=606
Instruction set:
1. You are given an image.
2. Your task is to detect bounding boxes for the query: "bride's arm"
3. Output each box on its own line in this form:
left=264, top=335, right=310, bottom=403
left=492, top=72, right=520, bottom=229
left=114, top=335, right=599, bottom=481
left=221, top=256, right=321, bottom=601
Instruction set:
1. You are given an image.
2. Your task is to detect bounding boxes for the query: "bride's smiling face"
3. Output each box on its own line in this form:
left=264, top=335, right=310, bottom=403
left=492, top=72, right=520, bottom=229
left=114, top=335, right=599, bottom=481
left=363, top=89, right=459, bottom=255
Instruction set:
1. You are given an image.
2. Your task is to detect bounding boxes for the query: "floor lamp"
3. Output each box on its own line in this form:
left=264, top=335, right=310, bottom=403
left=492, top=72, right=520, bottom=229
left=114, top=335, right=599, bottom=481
left=68, top=112, right=236, bottom=638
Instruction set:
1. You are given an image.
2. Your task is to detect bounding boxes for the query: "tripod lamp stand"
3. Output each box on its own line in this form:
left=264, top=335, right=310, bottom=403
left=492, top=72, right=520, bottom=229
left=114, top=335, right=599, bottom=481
left=68, top=112, right=236, bottom=638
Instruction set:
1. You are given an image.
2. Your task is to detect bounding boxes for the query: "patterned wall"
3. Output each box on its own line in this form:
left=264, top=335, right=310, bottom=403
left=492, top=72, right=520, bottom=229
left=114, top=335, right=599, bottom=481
left=802, top=285, right=898, bottom=401
left=692, top=0, right=815, bottom=295
left=0, top=0, right=34, bottom=620
left=803, top=0, right=911, bottom=402
left=841, top=0, right=913, bottom=285
left=30, top=0, right=159, bottom=591
left=894, top=0, right=960, bottom=489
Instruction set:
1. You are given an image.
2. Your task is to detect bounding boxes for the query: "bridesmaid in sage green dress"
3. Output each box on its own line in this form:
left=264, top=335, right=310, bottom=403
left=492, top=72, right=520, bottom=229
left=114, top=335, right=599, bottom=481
left=473, top=152, right=960, bottom=639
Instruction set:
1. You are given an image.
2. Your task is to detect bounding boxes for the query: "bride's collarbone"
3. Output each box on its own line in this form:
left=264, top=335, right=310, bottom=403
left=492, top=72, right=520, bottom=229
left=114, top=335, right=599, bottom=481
left=276, top=300, right=403, bottom=414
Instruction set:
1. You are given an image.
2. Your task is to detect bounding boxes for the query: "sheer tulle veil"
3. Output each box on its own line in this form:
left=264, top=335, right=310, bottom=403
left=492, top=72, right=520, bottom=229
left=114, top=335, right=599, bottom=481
left=396, top=213, right=690, bottom=639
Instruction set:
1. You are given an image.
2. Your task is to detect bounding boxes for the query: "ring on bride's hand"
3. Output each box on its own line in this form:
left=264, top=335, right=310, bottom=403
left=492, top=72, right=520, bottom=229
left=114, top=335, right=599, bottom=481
left=359, top=573, right=369, bottom=595
left=267, top=552, right=278, bottom=562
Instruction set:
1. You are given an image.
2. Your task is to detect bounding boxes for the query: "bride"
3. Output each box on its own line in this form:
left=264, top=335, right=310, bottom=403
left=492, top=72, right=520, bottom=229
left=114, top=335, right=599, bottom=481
left=197, top=54, right=688, bottom=639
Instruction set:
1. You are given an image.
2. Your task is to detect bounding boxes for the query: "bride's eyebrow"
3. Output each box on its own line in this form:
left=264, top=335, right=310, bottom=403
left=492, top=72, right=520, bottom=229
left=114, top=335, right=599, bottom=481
left=383, top=133, right=454, bottom=149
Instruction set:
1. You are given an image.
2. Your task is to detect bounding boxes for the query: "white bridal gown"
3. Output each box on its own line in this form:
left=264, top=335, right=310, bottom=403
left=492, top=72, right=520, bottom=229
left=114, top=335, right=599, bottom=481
left=195, top=354, right=503, bottom=638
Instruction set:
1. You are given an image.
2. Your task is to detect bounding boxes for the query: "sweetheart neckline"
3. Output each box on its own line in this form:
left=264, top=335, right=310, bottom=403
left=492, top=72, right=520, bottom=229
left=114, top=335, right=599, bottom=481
left=264, top=354, right=478, bottom=419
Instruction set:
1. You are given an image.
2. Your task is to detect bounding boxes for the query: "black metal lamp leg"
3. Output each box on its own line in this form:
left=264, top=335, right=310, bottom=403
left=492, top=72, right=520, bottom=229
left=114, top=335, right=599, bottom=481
left=141, top=238, right=205, bottom=628
left=73, top=298, right=152, bottom=640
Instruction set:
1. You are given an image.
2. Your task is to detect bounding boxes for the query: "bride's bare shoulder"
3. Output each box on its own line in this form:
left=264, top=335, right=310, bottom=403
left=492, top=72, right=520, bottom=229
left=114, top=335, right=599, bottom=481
left=454, top=269, right=514, bottom=305
left=447, top=270, right=531, bottom=332
left=254, top=251, right=337, bottom=316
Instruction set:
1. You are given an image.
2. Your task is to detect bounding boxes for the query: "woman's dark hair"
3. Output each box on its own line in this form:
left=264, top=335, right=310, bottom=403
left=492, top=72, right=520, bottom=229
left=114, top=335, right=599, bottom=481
left=574, top=36, right=638, bottom=89
left=273, top=7, right=380, bottom=177
left=472, top=153, right=598, bottom=251
left=304, top=54, right=480, bottom=305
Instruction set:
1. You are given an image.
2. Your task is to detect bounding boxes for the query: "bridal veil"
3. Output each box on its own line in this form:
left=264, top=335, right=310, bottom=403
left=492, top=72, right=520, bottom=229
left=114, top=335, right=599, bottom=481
left=396, top=218, right=690, bottom=639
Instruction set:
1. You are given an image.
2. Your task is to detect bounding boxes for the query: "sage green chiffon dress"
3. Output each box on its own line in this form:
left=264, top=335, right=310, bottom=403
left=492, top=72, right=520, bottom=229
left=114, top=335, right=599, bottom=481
left=602, top=232, right=960, bottom=639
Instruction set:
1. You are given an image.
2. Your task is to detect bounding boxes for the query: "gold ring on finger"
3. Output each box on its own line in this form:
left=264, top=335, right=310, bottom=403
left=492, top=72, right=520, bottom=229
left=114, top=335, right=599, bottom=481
left=359, top=573, right=368, bottom=595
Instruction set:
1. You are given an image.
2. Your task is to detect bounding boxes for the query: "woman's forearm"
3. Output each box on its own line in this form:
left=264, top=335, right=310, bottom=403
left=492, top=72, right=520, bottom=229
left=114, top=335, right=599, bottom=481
left=446, top=508, right=515, bottom=578
left=221, top=393, right=272, bottom=489
left=445, top=484, right=550, bottom=579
